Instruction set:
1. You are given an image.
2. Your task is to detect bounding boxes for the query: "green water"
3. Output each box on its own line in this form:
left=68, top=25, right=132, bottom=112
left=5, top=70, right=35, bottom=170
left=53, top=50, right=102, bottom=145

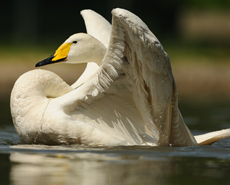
left=0, top=99, right=230, bottom=185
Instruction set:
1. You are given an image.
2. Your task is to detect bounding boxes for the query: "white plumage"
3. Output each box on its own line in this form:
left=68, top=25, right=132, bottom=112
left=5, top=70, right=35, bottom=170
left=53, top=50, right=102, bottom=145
left=10, top=8, right=230, bottom=146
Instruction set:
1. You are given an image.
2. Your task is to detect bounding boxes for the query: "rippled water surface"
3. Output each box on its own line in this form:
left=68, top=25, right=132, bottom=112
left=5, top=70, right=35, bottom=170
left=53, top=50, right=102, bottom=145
left=1, top=100, right=230, bottom=185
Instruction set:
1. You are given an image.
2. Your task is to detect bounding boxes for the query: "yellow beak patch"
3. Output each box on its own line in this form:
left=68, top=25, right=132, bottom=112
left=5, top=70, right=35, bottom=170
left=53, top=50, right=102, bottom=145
left=52, top=42, right=72, bottom=62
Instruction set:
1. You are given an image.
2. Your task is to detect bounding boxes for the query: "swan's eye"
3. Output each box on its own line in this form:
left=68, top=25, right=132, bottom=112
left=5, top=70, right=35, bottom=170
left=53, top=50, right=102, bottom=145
left=72, top=41, right=77, bottom=44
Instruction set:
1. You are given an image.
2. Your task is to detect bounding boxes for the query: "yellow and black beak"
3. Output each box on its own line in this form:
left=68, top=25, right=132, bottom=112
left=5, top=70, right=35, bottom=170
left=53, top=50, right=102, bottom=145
left=35, top=42, right=72, bottom=67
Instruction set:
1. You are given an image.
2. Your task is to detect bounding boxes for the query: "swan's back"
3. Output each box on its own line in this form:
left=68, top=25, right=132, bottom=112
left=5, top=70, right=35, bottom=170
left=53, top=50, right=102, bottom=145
left=10, top=69, right=73, bottom=143
left=11, top=69, right=129, bottom=145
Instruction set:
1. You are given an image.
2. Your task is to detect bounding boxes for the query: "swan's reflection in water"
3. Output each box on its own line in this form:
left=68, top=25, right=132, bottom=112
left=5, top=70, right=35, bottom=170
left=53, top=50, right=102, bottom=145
left=9, top=148, right=171, bottom=185
left=7, top=143, right=230, bottom=185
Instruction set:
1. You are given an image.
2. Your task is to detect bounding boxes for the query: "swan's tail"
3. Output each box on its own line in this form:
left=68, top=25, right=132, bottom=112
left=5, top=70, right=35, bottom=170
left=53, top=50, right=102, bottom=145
left=194, top=128, right=230, bottom=145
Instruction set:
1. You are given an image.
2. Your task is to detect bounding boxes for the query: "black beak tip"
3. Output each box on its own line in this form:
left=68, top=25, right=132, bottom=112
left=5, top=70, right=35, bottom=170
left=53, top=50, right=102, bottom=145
left=35, top=53, right=66, bottom=68
left=35, top=53, right=55, bottom=67
left=35, top=62, right=42, bottom=67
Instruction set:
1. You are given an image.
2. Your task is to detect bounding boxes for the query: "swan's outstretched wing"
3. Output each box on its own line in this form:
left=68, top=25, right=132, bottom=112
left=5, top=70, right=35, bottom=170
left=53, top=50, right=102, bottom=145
left=108, top=8, right=197, bottom=146
left=59, top=8, right=197, bottom=146
left=81, top=10, right=111, bottom=48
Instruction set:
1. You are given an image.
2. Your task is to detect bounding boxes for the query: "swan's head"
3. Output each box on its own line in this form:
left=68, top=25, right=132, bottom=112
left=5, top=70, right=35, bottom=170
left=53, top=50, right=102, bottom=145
left=36, top=33, right=106, bottom=67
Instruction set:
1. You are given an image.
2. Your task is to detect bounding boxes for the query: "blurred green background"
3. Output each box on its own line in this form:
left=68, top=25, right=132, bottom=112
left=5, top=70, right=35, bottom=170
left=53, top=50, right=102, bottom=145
left=1, top=0, right=230, bottom=102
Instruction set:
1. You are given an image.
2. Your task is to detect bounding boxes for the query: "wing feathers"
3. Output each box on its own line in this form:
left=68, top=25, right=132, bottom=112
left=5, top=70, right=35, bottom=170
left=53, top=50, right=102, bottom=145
left=110, top=8, right=197, bottom=146
left=81, top=10, right=111, bottom=48
left=65, top=8, right=197, bottom=146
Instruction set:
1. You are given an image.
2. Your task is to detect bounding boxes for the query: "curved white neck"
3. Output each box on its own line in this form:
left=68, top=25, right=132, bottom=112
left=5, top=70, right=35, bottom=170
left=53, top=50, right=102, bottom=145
left=71, top=62, right=99, bottom=89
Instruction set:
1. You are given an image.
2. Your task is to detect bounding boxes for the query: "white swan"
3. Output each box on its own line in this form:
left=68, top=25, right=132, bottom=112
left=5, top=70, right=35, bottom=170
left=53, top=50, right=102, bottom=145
left=10, top=8, right=230, bottom=146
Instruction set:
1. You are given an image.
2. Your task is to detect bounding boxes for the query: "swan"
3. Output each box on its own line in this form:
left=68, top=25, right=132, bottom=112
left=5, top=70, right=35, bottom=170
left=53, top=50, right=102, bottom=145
left=10, top=8, right=230, bottom=146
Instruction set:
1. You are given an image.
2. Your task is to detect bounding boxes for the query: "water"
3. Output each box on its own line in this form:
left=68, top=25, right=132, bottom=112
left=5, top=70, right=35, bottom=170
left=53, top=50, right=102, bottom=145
left=1, top=99, right=230, bottom=185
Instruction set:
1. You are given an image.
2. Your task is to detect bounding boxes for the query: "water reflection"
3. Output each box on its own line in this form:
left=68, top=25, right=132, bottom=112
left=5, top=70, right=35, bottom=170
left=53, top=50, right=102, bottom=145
left=10, top=152, right=171, bottom=185
left=7, top=146, right=230, bottom=185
